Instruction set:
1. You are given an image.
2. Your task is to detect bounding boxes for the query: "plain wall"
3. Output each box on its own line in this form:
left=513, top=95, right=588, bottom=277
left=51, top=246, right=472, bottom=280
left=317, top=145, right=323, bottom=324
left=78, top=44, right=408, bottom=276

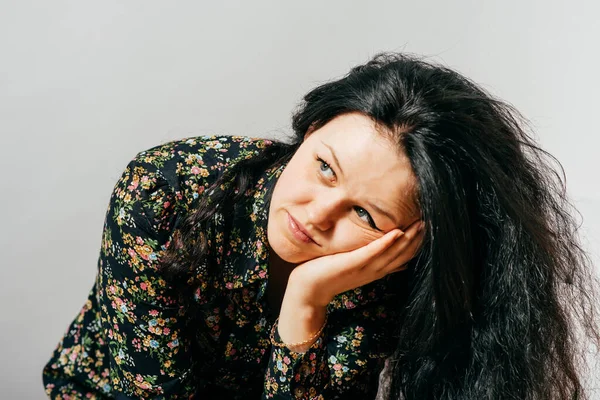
left=0, top=1, right=598, bottom=398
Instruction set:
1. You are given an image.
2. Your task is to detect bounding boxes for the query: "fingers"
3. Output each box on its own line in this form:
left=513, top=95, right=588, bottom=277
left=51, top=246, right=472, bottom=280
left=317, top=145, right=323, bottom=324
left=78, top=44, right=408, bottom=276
left=328, top=219, right=425, bottom=281
left=374, top=220, right=426, bottom=274
left=336, top=228, right=403, bottom=270
left=307, top=220, right=426, bottom=300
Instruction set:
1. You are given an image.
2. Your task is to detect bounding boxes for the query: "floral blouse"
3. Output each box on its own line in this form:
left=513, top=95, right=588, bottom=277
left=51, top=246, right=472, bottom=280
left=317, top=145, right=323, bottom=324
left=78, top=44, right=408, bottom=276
left=43, top=135, right=404, bottom=399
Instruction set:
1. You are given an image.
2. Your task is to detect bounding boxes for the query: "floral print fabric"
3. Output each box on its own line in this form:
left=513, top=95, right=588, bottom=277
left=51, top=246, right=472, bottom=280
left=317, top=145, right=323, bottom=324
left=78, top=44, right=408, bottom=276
left=43, top=135, right=403, bottom=399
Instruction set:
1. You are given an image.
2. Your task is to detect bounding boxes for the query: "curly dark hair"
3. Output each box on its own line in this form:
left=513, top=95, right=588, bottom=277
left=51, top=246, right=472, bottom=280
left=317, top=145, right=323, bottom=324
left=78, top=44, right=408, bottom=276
left=161, top=52, right=600, bottom=399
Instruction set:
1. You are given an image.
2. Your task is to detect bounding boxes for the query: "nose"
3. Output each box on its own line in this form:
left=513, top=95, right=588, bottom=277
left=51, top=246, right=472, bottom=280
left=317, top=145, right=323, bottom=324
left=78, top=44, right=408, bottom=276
left=306, top=192, right=343, bottom=232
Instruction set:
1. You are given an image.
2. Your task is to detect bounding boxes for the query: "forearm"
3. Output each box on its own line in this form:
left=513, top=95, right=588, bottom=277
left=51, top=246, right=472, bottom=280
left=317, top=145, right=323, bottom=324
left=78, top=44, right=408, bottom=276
left=276, top=276, right=328, bottom=353
left=264, top=291, right=395, bottom=399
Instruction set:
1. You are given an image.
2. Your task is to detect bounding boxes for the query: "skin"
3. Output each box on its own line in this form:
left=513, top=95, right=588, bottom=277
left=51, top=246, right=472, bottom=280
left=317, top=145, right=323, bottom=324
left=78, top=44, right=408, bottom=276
left=266, top=112, right=425, bottom=351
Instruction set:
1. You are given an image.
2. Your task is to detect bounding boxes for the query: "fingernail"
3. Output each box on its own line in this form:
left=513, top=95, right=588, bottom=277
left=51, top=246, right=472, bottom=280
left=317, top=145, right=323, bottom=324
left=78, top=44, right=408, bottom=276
left=395, top=231, right=404, bottom=240
left=418, top=222, right=425, bottom=232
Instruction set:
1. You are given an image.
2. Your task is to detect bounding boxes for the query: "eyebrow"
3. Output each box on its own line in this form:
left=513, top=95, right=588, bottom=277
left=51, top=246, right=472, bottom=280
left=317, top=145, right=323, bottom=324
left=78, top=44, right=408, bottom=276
left=321, top=140, right=345, bottom=177
left=321, top=140, right=400, bottom=227
left=367, top=200, right=400, bottom=227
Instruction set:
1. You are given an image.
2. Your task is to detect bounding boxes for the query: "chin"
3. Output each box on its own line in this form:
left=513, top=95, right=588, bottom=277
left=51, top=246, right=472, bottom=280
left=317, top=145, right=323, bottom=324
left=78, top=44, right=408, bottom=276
left=268, top=238, right=304, bottom=263
left=267, top=230, right=312, bottom=264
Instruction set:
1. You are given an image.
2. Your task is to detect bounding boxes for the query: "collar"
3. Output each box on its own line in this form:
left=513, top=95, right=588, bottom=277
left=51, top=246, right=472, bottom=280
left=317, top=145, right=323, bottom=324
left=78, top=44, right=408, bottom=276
left=218, top=160, right=284, bottom=294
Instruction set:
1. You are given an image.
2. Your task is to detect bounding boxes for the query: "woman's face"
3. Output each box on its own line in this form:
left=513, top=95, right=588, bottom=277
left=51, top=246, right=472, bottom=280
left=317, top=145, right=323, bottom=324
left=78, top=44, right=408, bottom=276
left=267, top=112, right=420, bottom=264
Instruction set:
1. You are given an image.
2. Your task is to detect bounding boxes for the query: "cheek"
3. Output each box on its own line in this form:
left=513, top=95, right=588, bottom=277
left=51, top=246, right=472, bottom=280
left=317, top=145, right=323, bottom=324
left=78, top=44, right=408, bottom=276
left=273, top=167, right=316, bottom=205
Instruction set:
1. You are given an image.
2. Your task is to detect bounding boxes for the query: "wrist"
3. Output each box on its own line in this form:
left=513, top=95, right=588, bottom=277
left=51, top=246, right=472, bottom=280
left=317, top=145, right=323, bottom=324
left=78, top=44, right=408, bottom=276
left=277, top=286, right=328, bottom=351
left=276, top=308, right=327, bottom=352
left=271, top=314, right=328, bottom=353
left=287, top=268, right=334, bottom=308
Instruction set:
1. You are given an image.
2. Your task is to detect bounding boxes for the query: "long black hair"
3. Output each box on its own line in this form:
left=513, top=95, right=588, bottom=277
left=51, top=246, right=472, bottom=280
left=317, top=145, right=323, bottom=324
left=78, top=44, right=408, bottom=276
left=162, top=52, right=600, bottom=399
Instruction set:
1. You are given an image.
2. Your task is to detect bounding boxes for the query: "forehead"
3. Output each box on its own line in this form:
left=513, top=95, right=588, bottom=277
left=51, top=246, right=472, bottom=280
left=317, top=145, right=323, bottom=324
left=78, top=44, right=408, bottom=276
left=308, top=113, right=419, bottom=222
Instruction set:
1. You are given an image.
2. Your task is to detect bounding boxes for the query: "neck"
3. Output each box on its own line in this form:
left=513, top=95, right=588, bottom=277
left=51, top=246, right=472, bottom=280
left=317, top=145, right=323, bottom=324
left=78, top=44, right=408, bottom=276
left=266, top=250, right=297, bottom=315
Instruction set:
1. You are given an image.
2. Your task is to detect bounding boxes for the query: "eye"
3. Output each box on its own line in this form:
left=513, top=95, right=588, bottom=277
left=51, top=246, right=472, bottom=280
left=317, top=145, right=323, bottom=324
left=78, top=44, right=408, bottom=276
left=317, top=157, right=335, bottom=179
left=316, top=155, right=380, bottom=231
left=354, top=206, right=379, bottom=230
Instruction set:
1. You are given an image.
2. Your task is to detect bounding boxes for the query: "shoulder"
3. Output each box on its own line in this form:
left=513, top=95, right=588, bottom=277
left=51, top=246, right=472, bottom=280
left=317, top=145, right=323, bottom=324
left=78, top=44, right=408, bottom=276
left=134, top=135, right=275, bottom=169
left=129, top=135, right=278, bottom=211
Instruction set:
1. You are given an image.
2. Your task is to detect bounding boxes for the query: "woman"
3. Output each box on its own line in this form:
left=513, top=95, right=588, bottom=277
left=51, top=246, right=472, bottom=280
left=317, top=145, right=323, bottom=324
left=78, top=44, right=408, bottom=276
left=43, top=52, right=600, bottom=399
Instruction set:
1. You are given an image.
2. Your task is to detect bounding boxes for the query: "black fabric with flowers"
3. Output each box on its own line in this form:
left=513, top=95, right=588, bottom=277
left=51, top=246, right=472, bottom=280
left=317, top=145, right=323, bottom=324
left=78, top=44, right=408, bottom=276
left=43, top=135, right=404, bottom=399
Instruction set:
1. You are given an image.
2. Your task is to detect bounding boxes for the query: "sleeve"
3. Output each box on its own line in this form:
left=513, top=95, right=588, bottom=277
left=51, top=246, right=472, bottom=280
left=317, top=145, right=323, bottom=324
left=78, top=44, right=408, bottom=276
left=262, top=301, right=397, bottom=400
left=43, top=154, right=196, bottom=399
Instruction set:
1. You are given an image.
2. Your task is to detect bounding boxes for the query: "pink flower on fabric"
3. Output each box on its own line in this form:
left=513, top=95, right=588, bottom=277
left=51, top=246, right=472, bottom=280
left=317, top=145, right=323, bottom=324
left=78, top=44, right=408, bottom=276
left=137, top=382, right=151, bottom=390
left=127, top=181, right=139, bottom=190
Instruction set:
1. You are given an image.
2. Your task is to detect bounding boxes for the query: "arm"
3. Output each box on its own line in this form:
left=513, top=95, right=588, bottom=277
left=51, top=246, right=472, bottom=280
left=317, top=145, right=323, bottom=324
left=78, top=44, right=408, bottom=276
left=263, top=222, right=424, bottom=399
left=43, top=155, right=195, bottom=399
left=98, top=156, right=197, bottom=398
left=263, top=287, right=396, bottom=399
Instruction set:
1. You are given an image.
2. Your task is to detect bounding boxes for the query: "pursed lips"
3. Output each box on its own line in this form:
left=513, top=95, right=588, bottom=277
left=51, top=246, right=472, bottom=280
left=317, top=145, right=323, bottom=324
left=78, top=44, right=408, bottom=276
left=287, top=211, right=319, bottom=246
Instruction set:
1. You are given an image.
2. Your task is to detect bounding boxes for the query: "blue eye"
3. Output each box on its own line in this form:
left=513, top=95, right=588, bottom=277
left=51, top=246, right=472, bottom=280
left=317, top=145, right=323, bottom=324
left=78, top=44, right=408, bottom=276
left=354, top=206, right=380, bottom=230
left=316, top=156, right=379, bottom=230
left=354, top=206, right=372, bottom=224
left=317, top=157, right=335, bottom=179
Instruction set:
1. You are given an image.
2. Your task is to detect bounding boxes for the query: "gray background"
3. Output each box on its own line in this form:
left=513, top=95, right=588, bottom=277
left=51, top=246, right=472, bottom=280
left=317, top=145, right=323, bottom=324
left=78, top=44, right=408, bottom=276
left=1, top=1, right=598, bottom=398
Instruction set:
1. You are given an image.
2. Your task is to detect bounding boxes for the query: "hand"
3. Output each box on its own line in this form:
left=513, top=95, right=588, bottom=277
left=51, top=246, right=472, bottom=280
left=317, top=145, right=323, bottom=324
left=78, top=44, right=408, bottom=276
left=287, top=219, right=425, bottom=308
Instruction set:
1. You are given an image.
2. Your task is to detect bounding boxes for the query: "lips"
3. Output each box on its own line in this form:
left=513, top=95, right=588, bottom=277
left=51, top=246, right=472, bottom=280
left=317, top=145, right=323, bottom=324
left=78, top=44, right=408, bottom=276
left=286, top=211, right=318, bottom=245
